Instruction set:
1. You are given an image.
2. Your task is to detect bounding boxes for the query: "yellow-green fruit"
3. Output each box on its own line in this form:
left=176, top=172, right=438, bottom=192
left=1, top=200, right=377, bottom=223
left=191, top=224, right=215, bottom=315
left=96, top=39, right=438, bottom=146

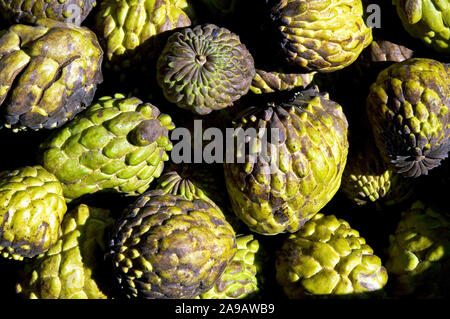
left=341, top=142, right=413, bottom=206
left=366, top=58, right=450, bottom=177
left=393, top=0, right=450, bottom=53
left=250, top=69, right=316, bottom=94
left=198, top=235, right=260, bottom=299
left=0, top=19, right=103, bottom=131
left=171, top=0, right=196, bottom=21
left=0, top=166, right=67, bottom=260
left=270, top=0, right=372, bottom=72
left=386, top=201, right=450, bottom=296
left=38, top=94, right=175, bottom=201
left=0, top=0, right=96, bottom=25
left=94, top=0, right=191, bottom=70
left=224, top=88, right=349, bottom=235
left=158, top=166, right=245, bottom=232
left=156, top=24, right=255, bottom=115
left=16, top=204, right=113, bottom=299
left=109, top=190, right=237, bottom=299
left=157, top=170, right=220, bottom=208
left=276, top=213, right=388, bottom=297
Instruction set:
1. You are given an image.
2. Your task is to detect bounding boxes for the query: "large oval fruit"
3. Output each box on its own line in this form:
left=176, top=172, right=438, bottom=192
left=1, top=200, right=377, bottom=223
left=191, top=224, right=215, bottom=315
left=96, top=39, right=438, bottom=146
left=109, top=190, right=237, bottom=299
left=224, top=88, right=349, bottom=235
left=366, top=58, right=450, bottom=177
left=269, top=0, right=372, bottom=72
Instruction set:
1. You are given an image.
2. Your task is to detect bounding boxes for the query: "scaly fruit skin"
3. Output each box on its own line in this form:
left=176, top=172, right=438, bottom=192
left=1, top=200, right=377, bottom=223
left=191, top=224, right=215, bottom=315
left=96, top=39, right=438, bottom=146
left=341, top=142, right=413, bottom=206
left=171, top=0, right=196, bottom=21
left=366, top=58, right=450, bottom=178
left=250, top=69, right=316, bottom=94
left=198, top=235, right=259, bottom=299
left=366, top=40, right=414, bottom=63
left=386, top=201, right=450, bottom=297
left=224, top=88, right=349, bottom=235
left=0, top=0, right=96, bottom=25
left=276, top=213, right=388, bottom=297
left=270, top=0, right=372, bottom=72
left=94, top=0, right=191, bottom=70
left=0, top=19, right=103, bottom=132
left=157, top=24, right=255, bottom=115
left=39, top=94, right=175, bottom=201
left=0, top=166, right=67, bottom=260
left=157, top=170, right=228, bottom=214
left=156, top=169, right=244, bottom=228
left=109, top=190, right=237, bottom=299
left=16, top=204, right=113, bottom=299
left=393, top=0, right=450, bottom=53
left=159, top=165, right=245, bottom=232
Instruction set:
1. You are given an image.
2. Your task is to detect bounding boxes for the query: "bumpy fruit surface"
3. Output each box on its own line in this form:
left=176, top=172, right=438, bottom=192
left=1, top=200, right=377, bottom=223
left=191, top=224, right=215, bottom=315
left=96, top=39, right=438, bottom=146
left=0, top=19, right=103, bottom=131
left=171, top=0, right=196, bottom=20
left=197, top=234, right=260, bottom=299
left=276, top=213, right=388, bottom=297
left=366, top=40, right=414, bottom=63
left=0, top=166, right=67, bottom=260
left=250, top=69, right=316, bottom=94
left=157, top=24, right=255, bottom=115
left=393, top=0, right=450, bottom=53
left=224, top=88, right=349, bottom=235
left=157, top=170, right=217, bottom=205
left=341, top=142, right=413, bottom=206
left=159, top=165, right=245, bottom=232
left=39, top=94, right=174, bottom=201
left=95, top=0, right=191, bottom=69
left=0, top=0, right=96, bottom=25
left=270, top=0, right=372, bottom=72
left=366, top=58, right=450, bottom=178
left=386, top=201, right=449, bottom=296
left=109, top=190, right=237, bottom=299
left=16, top=204, right=113, bottom=299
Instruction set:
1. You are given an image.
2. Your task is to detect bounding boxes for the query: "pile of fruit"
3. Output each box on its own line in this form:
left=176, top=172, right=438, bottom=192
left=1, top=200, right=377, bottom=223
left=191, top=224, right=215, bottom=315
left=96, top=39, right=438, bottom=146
left=0, top=0, right=449, bottom=299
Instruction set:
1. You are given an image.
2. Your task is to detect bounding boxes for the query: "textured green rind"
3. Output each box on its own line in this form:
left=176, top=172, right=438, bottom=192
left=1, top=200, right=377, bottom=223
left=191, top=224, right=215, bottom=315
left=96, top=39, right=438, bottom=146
left=156, top=170, right=238, bottom=224
left=386, top=201, right=450, bottom=297
left=109, top=190, right=237, bottom=299
left=270, top=0, right=373, bottom=72
left=158, top=164, right=245, bottom=232
left=0, top=19, right=103, bottom=132
left=0, top=166, right=67, bottom=260
left=341, top=142, right=413, bottom=206
left=250, top=69, right=316, bottom=94
left=366, top=58, right=450, bottom=178
left=38, top=93, right=175, bottom=201
left=0, top=0, right=96, bottom=25
left=393, top=0, right=450, bottom=53
left=156, top=24, right=256, bottom=115
left=94, top=0, right=191, bottom=70
left=171, top=0, right=196, bottom=21
left=224, top=88, right=349, bottom=235
left=197, top=235, right=259, bottom=299
left=16, top=204, right=113, bottom=299
left=276, top=213, right=388, bottom=297
left=157, top=170, right=220, bottom=207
